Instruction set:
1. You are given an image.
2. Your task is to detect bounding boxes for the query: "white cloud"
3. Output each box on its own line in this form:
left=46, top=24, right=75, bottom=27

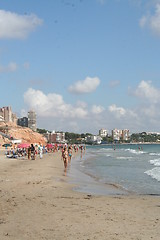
left=22, top=81, right=160, bottom=134
left=139, top=16, right=147, bottom=27
left=20, top=109, right=27, bottom=118
left=108, top=104, right=126, bottom=118
left=24, top=88, right=88, bottom=119
left=68, top=76, right=100, bottom=94
left=0, top=10, right=43, bottom=39
left=139, top=3, right=160, bottom=36
left=0, top=62, right=18, bottom=73
left=76, top=101, right=87, bottom=109
left=134, top=80, right=160, bottom=103
left=91, top=105, right=105, bottom=114
left=109, top=80, right=120, bottom=88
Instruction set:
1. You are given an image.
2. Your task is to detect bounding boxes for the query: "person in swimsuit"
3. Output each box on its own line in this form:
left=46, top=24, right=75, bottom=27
left=68, top=145, right=72, bottom=162
left=62, top=146, right=68, bottom=174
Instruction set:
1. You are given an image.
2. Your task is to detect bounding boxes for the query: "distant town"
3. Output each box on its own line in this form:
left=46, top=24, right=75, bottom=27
left=1, top=106, right=160, bottom=145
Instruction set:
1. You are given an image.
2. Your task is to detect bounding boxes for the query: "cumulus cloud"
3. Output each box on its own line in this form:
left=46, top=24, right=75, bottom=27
left=0, top=62, right=18, bottom=73
left=139, top=3, right=160, bottom=36
left=68, top=76, right=100, bottom=94
left=0, top=10, right=43, bottom=39
left=24, top=88, right=88, bottom=119
left=108, top=104, right=126, bottom=118
left=91, top=105, right=105, bottom=114
left=22, top=81, right=160, bottom=134
left=133, top=80, right=160, bottom=103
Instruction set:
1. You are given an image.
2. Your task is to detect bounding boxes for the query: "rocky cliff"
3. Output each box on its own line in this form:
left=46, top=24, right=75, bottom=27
left=0, top=122, right=47, bottom=146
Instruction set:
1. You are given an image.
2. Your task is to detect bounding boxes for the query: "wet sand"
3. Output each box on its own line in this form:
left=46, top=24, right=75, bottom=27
left=0, top=149, right=160, bottom=240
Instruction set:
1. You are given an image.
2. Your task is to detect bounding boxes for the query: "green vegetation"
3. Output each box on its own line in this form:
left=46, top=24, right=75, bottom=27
left=37, top=128, right=49, bottom=134
left=65, top=132, right=92, bottom=144
left=37, top=128, right=160, bottom=144
left=130, top=132, right=160, bottom=143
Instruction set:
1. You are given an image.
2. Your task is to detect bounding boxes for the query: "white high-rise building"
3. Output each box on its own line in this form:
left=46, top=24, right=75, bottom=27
left=122, top=129, right=130, bottom=141
left=99, top=129, right=108, bottom=138
left=112, top=129, right=122, bottom=141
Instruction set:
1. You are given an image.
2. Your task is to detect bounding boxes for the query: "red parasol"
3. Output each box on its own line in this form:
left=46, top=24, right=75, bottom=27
left=46, top=144, right=54, bottom=149
left=17, top=143, right=30, bottom=148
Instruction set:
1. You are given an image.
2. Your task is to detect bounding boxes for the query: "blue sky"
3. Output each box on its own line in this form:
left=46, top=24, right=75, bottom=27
left=1, top=0, right=160, bottom=134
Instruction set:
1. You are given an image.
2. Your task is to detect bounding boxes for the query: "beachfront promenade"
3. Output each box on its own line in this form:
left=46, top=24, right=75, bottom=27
left=0, top=149, right=160, bottom=240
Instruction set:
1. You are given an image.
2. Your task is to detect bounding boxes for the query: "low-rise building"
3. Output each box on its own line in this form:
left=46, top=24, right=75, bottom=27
left=86, top=135, right=102, bottom=144
left=48, top=131, right=65, bottom=143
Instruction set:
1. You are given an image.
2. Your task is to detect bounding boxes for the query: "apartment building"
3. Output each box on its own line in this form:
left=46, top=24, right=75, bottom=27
left=28, top=110, right=37, bottom=131
left=122, top=129, right=130, bottom=141
left=112, top=128, right=130, bottom=141
left=112, top=129, right=122, bottom=141
left=99, top=128, right=108, bottom=138
left=0, top=106, right=17, bottom=123
left=17, top=117, right=28, bottom=127
left=48, top=131, right=65, bottom=143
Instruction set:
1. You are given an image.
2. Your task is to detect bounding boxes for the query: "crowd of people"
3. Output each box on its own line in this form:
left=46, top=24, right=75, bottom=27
left=61, top=144, right=86, bottom=174
left=4, top=142, right=86, bottom=175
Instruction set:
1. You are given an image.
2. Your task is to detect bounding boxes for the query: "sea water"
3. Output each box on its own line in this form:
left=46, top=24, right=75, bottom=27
left=68, top=144, right=160, bottom=196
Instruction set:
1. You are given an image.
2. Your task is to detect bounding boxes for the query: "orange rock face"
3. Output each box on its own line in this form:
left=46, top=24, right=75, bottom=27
left=0, top=122, right=47, bottom=145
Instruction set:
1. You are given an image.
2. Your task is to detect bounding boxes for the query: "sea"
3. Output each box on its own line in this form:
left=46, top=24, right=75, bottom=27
left=68, top=144, right=160, bottom=196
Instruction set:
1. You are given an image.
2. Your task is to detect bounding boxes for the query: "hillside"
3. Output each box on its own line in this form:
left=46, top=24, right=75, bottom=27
left=0, top=122, right=47, bottom=146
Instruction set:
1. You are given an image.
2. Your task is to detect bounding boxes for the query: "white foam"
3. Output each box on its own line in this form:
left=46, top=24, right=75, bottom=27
left=149, top=153, right=160, bottom=156
left=125, top=148, right=144, bottom=155
left=98, top=148, right=111, bottom=153
left=149, top=159, right=160, bottom=166
left=145, top=167, right=160, bottom=182
left=116, top=156, right=133, bottom=160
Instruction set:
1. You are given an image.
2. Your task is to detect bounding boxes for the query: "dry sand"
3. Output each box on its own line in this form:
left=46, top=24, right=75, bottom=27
left=0, top=149, right=160, bottom=240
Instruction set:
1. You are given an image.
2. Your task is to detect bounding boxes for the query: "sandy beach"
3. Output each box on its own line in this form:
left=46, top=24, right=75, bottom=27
left=0, top=149, right=160, bottom=240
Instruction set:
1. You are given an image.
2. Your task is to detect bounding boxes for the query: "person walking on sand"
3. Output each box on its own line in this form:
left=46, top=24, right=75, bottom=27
left=39, top=144, right=43, bottom=159
left=28, top=146, right=31, bottom=160
left=68, top=145, right=72, bottom=162
left=62, top=146, right=68, bottom=174
left=31, top=143, right=35, bottom=160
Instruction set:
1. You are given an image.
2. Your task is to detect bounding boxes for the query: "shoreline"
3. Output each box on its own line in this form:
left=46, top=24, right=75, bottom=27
left=68, top=154, right=130, bottom=196
left=0, top=150, right=160, bottom=239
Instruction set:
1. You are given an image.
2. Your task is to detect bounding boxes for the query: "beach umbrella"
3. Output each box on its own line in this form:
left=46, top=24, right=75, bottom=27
left=17, top=143, right=30, bottom=148
left=46, top=144, right=53, bottom=149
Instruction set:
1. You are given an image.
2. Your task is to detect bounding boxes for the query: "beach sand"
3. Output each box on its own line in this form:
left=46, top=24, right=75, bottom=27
left=0, top=149, right=160, bottom=240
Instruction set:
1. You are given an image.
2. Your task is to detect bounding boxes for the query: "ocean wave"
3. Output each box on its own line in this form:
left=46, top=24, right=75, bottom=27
left=116, top=156, right=133, bottom=160
left=145, top=167, right=160, bottom=182
left=149, top=159, right=160, bottom=166
left=124, top=148, right=145, bottom=155
left=97, top=148, right=111, bottom=153
left=149, top=153, right=160, bottom=156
